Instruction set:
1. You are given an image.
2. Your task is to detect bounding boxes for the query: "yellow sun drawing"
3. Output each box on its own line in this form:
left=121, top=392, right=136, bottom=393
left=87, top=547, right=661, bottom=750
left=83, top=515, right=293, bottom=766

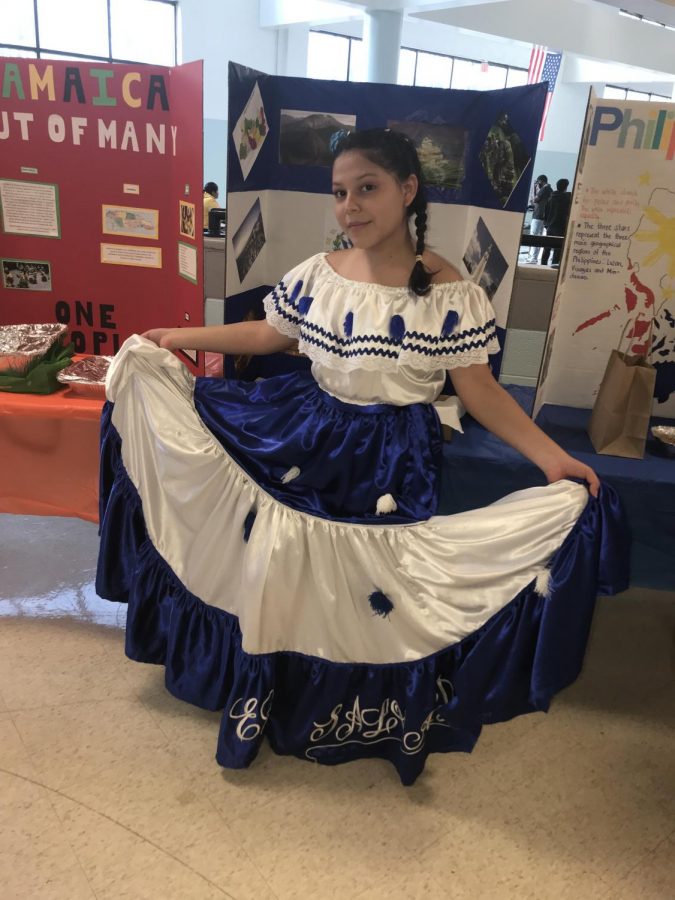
left=631, top=206, right=675, bottom=277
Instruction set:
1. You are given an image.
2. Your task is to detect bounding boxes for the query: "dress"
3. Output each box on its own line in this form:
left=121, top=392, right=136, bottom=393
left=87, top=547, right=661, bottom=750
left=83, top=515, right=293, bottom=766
left=96, top=252, right=629, bottom=785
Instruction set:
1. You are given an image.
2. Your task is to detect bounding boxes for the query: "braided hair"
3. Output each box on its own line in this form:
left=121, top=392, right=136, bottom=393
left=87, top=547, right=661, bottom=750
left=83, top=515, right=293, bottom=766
left=331, top=129, right=433, bottom=296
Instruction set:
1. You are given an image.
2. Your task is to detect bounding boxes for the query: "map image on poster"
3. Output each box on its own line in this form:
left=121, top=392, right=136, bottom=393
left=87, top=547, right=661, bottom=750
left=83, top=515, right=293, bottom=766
left=102, top=205, right=159, bottom=239
left=233, top=82, right=268, bottom=181
left=388, top=121, right=467, bottom=191
left=572, top=187, right=675, bottom=404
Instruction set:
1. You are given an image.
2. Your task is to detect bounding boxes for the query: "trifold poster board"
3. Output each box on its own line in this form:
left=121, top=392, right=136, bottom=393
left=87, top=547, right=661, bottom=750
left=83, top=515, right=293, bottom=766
left=225, top=62, right=547, bottom=379
left=0, top=58, right=204, bottom=371
left=535, top=89, right=675, bottom=420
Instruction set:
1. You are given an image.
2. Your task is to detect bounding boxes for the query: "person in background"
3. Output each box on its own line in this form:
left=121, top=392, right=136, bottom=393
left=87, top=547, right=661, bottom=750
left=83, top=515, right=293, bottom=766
left=203, top=182, right=220, bottom=218
left=526, top=174, right=552, bottom=263
left=541, top=178, right=572, bottom=266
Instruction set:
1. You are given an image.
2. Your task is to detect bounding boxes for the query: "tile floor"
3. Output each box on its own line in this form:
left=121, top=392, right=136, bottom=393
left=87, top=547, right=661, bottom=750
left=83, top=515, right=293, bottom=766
left=1, top=512, right=674, bottom=899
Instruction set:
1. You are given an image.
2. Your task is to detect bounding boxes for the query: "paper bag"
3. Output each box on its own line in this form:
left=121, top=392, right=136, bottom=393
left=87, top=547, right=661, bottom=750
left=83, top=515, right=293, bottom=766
left=587, top=349, right=656, bottom=459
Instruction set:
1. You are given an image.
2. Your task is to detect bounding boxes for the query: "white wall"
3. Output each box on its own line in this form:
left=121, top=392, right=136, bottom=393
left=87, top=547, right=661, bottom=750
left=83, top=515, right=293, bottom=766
left=181, top=0, right=312, bottom=193
left=181, top=0, right=278, bottom=120
left=180, top=0, right=280, bottom=192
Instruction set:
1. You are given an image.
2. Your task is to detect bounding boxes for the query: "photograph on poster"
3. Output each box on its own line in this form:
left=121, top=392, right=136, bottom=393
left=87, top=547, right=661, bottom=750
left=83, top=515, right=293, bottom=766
left=179, top=201, right=196, bottom=239
left=388, top=121, right=467, bottom=191
left=279, top=110, right=356, bottom=167
left=1, top=258, right=52, bottom=291
left=102, top=205, right=159, bottom=240
left=479, top=112, right=530, bottom=207
left=0, top=179, right=60, bottom=238
left=178, top=241, right=198, bottom=284
left=233, top=81, right=268, bottom=180
left=232, top=197, right=266, bottom=283
left=462, top=216, right=509, bottom=300
left=100, top=243, right=162, bottom=268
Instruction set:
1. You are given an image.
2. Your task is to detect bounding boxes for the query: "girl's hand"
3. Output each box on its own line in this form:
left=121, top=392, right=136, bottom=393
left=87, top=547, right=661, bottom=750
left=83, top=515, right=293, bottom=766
left=141, top=328, right=176, bottom=349
left=542, top=452, right=600, bottom=498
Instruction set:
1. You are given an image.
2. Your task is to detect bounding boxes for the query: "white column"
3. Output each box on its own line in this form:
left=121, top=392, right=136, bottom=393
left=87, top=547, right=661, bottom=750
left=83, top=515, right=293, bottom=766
left=363, top=9, right=403, bottom=84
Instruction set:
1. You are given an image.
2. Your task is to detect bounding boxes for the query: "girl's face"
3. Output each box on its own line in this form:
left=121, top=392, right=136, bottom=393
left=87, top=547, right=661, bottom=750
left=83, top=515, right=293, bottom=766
left=331, top=150, right=418, bottom=251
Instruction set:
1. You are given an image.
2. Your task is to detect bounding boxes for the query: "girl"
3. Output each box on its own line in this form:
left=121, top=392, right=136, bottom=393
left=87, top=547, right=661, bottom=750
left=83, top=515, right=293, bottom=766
left=98, top=129, right=626, bottom=785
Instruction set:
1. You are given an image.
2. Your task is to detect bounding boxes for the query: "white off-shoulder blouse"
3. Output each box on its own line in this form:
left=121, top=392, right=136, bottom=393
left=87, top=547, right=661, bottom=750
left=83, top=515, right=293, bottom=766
left=263, top=252, right=499, bottom=407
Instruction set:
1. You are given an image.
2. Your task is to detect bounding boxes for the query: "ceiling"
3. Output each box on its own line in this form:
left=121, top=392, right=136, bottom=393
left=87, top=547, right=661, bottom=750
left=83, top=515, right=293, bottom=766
left=594, top=0, right=675, bottom=28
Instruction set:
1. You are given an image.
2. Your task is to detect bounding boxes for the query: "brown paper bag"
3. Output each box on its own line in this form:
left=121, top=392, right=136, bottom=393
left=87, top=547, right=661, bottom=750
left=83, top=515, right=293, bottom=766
left=587, top=348, right=656, bottom=459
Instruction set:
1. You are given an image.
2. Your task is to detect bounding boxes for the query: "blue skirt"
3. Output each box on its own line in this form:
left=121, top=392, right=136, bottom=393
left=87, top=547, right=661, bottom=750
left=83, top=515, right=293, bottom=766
left=97, top=339, right=630, bottom=785
left=193, top=370, right=443, bottom=523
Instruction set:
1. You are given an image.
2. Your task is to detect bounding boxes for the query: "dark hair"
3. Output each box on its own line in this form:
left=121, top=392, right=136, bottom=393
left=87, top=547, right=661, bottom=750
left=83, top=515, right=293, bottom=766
left=331, top=128, right=433, bottom=296
left=536, top=174, right=548, bottom=183
left=204, top=182, right=218, bottom=196
left=556, top=178, right=569, bottom=191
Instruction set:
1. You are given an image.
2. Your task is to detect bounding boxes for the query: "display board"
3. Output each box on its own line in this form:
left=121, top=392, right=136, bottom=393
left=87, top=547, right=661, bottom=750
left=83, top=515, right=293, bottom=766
left=535, top=90, right=675, bottom=419
left=0, top=58, right=204, bottom=370
left=224, top=62, right=547, bottom=379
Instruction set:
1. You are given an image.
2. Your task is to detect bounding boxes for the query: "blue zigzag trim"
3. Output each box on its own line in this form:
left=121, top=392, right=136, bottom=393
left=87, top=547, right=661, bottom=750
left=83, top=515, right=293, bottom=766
left=400, top=335, right=498, bottom=357
left=270, top=281, right=496, bottom=351
left=300, top=332, right=399, bottom=360
left=298, top=330, right=496, bottom=360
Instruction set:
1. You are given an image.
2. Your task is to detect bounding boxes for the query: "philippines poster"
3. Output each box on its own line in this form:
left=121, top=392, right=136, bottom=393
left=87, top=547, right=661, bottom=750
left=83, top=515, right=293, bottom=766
left=535, top=90, right=675, bottom=419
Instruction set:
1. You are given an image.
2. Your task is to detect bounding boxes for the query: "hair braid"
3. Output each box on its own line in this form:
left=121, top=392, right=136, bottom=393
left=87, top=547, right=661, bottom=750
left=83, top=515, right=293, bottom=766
left=410, top=193, right=432, bottom=296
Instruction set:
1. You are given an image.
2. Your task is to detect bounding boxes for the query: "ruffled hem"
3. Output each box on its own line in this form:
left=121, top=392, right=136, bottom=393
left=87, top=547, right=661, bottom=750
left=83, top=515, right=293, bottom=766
left=97, top=412, right=630, bottom=785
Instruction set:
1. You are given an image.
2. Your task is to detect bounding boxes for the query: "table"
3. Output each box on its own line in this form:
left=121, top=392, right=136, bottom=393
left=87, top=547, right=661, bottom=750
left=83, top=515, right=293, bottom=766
left=439, top=387, right=675, bottom=591
left=0, top=389, right=103, bottom=522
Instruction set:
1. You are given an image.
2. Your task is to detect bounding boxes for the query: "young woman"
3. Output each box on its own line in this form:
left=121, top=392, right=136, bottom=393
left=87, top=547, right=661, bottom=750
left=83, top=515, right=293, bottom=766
left=98, top=129, right=626, bottom=785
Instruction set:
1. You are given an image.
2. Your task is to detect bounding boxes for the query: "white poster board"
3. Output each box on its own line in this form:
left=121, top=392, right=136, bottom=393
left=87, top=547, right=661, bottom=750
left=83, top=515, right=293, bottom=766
left=535, top=90, right=675, bottom=420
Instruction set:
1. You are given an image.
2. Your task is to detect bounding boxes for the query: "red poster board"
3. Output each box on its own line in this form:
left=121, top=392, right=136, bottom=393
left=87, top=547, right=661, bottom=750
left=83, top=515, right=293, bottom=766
left=0, top=58, right=203, bottom=371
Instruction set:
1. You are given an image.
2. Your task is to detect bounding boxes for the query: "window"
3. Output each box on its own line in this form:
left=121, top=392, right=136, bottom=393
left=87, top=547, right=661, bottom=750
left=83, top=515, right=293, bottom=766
left=0, top=0, right=36, bottom=47
left=37, top=0, right=109, bottom=58
left=307, top=31, right=351, bottom=81
left=348, top=38, right=366, bottom=82
left=506, top=67, right=528, bottom=88
left=604, top=84, right=670, bottom=102
left=309, top=31, right=528, bottom=93
left=415, top=51, right=452, bottom=89
left=111, top=0, right=176, bottom=66
left=397, top=48, right=416, bottom=86
left=478, top=63, right=508, bottom=91
left=0, top=46, right=37, bottom=58
left=0, top=0, right=177, bottom=65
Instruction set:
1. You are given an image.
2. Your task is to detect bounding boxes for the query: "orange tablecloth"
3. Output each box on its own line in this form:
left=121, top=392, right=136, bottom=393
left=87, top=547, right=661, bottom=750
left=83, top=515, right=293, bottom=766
left=0, top=388, right=104, bottom=522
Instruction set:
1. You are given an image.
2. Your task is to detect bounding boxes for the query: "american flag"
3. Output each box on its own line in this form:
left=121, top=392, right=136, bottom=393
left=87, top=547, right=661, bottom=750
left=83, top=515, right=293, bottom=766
left=528, top=46, right=562, bottom=141
left=527, top=45, right=547, bottom=84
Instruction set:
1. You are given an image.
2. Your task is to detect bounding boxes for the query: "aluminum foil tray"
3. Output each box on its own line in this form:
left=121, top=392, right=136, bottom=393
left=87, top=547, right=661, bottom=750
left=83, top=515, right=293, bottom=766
left=57, top=355, right=112, bottom=397
left=0, top=323, right=68, bottom=374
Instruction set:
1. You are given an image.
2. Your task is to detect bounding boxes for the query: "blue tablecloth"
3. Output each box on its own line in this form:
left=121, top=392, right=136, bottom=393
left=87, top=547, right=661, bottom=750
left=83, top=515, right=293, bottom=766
left=439, top=386, right=675, bottom=591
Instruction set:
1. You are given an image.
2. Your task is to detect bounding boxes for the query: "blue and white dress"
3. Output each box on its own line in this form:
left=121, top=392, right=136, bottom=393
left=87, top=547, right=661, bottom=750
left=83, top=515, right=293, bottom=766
left=97, top=252, right=628, bottom=785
